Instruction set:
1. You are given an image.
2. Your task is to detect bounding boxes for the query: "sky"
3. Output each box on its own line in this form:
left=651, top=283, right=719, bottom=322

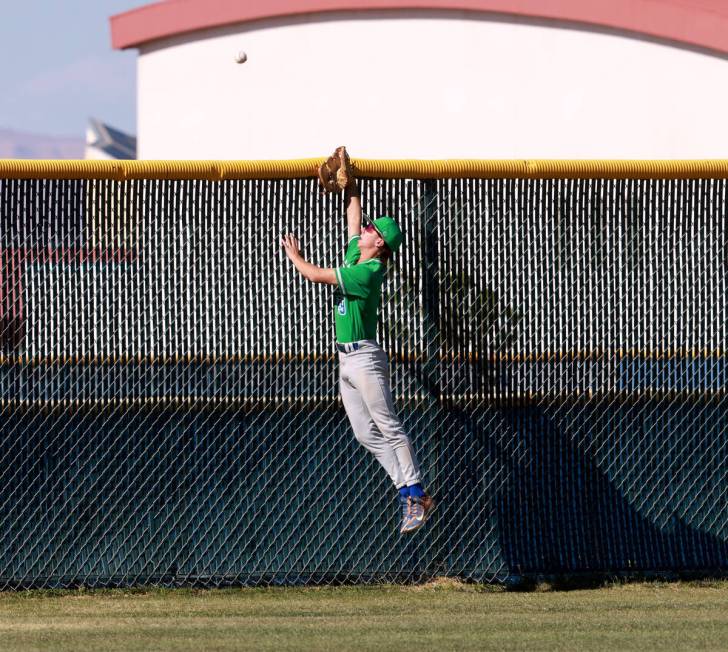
left=0, top=1, right=145, bottom=139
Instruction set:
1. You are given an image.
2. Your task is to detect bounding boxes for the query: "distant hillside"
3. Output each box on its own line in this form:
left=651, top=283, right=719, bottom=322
left=0, top=128, right=84, bottom=159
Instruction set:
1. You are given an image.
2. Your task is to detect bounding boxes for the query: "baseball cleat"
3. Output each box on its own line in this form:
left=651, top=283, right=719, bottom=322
left=400, top=494, right=436, bottom=534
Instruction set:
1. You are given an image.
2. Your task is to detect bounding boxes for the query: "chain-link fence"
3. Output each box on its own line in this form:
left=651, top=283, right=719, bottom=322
left=0, top=163, right=726, bottom=588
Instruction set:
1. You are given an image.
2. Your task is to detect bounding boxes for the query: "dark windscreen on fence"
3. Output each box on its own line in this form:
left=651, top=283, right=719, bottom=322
left=0, top=173, right=725, bottom=588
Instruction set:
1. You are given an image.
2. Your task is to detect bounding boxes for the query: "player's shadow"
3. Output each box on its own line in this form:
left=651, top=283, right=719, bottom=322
left=394, top=271, right=727, bottom=580
left=490, top=405, right=728, bottom=578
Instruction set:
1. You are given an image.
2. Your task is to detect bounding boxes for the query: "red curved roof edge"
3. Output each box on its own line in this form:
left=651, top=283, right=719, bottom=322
left=111, top=0, right=728, bottom=56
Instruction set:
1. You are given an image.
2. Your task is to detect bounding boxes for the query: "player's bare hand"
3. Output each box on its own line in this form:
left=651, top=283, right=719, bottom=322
left=281, top=234, right=302, bottom=260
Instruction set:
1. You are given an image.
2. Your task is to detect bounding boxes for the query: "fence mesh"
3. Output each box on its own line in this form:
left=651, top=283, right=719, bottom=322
left=0, top=169, right=726, bottom=588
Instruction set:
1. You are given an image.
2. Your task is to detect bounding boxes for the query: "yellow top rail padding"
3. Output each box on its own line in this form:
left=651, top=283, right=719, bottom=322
left=2, top=159, right=728, bottom=180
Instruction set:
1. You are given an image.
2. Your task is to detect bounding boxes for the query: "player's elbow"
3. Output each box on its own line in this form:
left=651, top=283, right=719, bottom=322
left=313, top=268, right=337, bottom=285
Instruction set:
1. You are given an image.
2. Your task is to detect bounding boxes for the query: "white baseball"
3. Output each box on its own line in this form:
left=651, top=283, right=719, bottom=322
left=235, top=51, right=248, bottom=64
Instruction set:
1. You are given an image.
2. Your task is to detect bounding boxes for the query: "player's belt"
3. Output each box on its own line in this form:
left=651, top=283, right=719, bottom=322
left=336, top=342, right=360, bottom=353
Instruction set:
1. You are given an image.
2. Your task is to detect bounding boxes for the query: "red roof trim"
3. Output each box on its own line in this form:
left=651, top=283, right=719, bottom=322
left=110, top=0, right=728, bottom=55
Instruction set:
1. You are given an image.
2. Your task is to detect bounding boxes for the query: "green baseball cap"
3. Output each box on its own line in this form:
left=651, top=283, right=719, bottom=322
left=371, top=216, right=403, bottom=253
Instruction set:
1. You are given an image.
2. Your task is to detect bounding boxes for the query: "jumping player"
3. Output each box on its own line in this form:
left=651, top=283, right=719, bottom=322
left=280, top=156, right=435, bottom=534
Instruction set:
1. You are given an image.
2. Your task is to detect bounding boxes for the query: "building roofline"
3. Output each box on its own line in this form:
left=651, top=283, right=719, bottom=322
left=110, top=0, right=728, bottom=55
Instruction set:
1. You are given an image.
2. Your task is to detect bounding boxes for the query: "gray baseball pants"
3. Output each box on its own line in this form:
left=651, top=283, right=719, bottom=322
left=338, top=339, right=422, bottom=488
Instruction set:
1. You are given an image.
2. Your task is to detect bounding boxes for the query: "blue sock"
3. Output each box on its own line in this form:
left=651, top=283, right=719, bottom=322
left=408, top=483, right=425, bottom=498
left=398, top=486, right=410, bottom=500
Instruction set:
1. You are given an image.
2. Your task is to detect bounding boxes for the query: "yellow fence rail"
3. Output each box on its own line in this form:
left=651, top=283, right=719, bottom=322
left=2, top=158, right=728, bottom=180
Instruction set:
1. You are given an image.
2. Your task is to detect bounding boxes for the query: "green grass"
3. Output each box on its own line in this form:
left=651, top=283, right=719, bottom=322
left=1, top=579, right=728, bottom=651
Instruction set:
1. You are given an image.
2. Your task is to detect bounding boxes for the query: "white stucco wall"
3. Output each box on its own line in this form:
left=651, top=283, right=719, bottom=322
left=136, top=11, right=728, bottom=159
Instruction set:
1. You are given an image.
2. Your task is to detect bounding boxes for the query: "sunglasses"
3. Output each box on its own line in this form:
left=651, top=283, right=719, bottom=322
left=363, top=223, right=383, bottom=237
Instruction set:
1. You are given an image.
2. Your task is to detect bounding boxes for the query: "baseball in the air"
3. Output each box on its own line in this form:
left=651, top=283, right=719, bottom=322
left=235, top=51, right=248, bottom=64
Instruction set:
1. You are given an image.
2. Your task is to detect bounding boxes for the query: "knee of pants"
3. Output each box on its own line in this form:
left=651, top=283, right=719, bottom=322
left=370, top=415, right=407, bottom=442
left=352, top=425, right=375, bottom=447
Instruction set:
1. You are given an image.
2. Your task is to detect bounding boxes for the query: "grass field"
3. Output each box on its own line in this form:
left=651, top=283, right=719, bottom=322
left=1, top=579, right=728, bottom=651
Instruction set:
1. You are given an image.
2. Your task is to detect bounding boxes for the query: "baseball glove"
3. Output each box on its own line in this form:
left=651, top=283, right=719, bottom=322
left=317, top=146, right=355, bottom=193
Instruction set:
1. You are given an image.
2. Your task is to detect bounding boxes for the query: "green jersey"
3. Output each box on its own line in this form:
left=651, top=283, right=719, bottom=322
left=333, top=235, right=387, bottom=343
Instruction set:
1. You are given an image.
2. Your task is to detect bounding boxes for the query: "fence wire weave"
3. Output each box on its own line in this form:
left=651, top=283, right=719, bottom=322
left=0, top=164, right=726, bottom=588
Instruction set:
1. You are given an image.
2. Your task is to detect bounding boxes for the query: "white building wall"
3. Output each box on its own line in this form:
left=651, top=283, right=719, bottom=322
left=136, top=11, right=728, bottom=159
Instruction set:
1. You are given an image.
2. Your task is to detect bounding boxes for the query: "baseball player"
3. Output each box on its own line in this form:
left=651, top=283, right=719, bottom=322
left=280, top=149, right=435, bottom=534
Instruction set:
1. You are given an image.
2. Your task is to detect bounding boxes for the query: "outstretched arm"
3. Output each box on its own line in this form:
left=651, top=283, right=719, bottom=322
left=345, top=183, right=362, bottom=240
left=281, top=234, right=337, bottom=285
